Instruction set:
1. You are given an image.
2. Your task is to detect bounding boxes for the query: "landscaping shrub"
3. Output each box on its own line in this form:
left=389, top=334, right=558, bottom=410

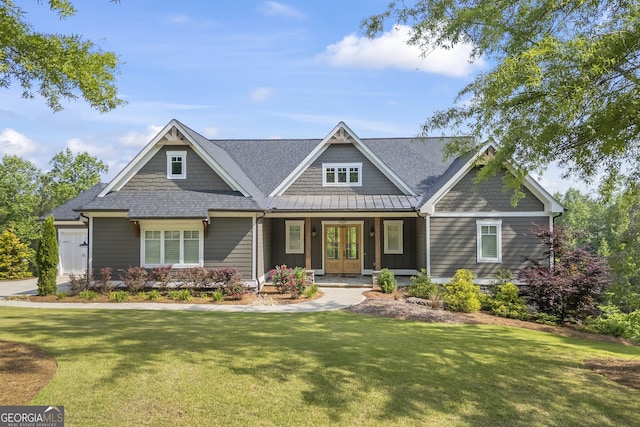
left=224, top=280, right=249, bottom=300
left=305, top=284, right=319, bottom=299
left=78, top=290, right=98, bottom=300
left=109, top=291, right=129, bottom=303
left=535, top=313, right=559, bottom=325
left=408, top=269, right=440, bottom=299
left=444, top=269, right=482, bottom=313
left=271, top=265, right=308, bottom=298
left=147, top=290, right=161, bottom=300
left=212, top=291, right=223, bottom=302
left=519, top=225, right=610, bottom=322
left=122, top=266, right=148, bottom=293
left=168, top=289, right=193, bottom=302
left=35, top=216, right=58, bottom=296
left=178, top=267, right=210, bottom=288
left=0, top=226, right=33, bottom=279
left=488, top=282, right=529, bottom=320
left=95, top=267, right=113, bottom=294
left=68, top=272, right=91, bottom=296
left=378, top=268, right=397, bottom=294
left=210, top=267, right=241, bottom=288
left=584, top=305, right=640, bottom=341
left=56, top=291, right=67, bottom=300
left=151, top=265, right=173, bottom=288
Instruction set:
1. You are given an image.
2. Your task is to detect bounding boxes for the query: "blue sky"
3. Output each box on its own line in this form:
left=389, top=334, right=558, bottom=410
left=0, top=0, right=582, bottom=194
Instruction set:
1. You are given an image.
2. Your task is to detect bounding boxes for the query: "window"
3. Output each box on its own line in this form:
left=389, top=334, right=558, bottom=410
left=286, top=220, right=304, bottom=254
left=167, top=151, right=186, bottom=179
left=477, top=220, right=502, bottom=262
left=323, top=163, right=362, bottom=186
left=384, top=220, right=403, bottom=254
left=142, top=229, right=201, bottom=266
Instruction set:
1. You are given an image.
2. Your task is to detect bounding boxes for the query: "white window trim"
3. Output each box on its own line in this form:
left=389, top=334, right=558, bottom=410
left=322, top=162, right=362, bottom=187
left=167, top=150, right=187, bottom=180
left=476, top=219, right=502, bottom=263
left=384, top=220, right=403, bottom=254
left=141, top=225, right=203, bottom=268
left=285, top=220, right=304, bottom=254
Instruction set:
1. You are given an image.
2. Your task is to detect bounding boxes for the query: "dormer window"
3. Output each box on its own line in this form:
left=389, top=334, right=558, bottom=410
left=323, top=163, right=362, bottom=187
left=167, top=151, right=186, bottom=179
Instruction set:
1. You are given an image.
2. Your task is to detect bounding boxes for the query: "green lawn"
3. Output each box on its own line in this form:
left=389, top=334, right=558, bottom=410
left=1, top=308, right=639, bottom=426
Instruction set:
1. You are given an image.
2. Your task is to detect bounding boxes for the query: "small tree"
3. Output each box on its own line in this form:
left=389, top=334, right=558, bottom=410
left=519, top=225, right=610, bottom=322
left=0, top=227, right=33, bottom=279
left=35, top=216, right=58, bottom=295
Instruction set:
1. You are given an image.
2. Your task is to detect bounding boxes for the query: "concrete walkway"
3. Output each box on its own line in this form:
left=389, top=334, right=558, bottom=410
left=0, top=277, right=366, bottom=313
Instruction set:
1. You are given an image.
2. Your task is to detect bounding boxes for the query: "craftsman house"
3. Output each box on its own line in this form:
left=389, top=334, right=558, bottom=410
left=52, top=119, right=563, bottom=285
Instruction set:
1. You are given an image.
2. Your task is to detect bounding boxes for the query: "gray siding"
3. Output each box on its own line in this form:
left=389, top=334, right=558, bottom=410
left=429, top=216, right=547, bottom=279
left=92, top=217, right=140, bottom=273
left=284, top=144, right=403, bottom=195
left=123, top=145, right=233, bottom=192
left=436, top=168, right=545, bottom=212
left=205, top=217, right=253, bottom=280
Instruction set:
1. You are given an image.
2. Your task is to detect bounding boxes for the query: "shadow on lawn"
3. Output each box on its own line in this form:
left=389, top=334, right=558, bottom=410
left=1, top=309, right=639, bottom=426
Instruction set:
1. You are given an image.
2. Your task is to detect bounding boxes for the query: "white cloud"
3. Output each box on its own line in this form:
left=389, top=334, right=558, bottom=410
left=250, top=87, right=274, bottom=102
left=319, top=25, right=484, bottom=78
left=202, top=127, right=220, bottom=138
left=0, top=128, right=38, bottom=156
left=258, top=1, right=304, bottom=20
left=166, top=14, right=191, bottom=25
left=118, top=125, right=164, bottom=147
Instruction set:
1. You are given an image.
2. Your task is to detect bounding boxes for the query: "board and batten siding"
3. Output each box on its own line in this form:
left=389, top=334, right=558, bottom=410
left=436, top=167, right=544, bottom=212
left=416, top=218, right=426, bottom=271
left=205, top=217, right=253, bottom=280
left=92, top=217, right=140, bottom=272
left=284, top=144, right=403, bottom=195
left=122, top=145, right=234, bottom=192
left=429, top=216, right=547, bottom=279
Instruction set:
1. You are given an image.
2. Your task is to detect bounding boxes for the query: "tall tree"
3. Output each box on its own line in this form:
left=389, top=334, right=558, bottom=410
left=363, top=1, right=640, bottom=195
left=36, top=215, right=58, bottom=295
left=41, top=148, right=108, bottom=211
left=0, top=155, right=41, bottom=242
left=0, top=0, right=123, bottom=112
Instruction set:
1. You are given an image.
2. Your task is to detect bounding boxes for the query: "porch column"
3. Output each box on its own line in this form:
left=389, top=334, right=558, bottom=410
left=305, top=217, right=312, bottom=270
left=374, top=217, right=381, bottom=270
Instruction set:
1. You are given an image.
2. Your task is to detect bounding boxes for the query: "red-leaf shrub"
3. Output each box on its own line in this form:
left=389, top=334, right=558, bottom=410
left=519, top=225, right=610, bottom=322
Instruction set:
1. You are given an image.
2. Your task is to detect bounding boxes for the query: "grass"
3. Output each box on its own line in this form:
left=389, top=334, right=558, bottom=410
left=0, top=308, right=639, bottom=426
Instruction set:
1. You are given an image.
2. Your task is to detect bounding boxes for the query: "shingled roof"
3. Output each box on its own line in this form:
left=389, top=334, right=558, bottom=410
left=58, top=120, right=479, bottom=218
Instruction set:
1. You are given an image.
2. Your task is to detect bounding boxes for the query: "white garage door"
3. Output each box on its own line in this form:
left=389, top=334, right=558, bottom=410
left=58, top=230, right=88, bottom=275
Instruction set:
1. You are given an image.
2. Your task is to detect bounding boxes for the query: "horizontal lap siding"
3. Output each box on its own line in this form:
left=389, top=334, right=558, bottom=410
left=436, top=167, right=545, bottom=212
left=205, top=217, right=253, bottom=280
left=123, top=146, right=233, bottom=192
left=430, top=217, right=547, bottom=279
left=284, top=144, right=403, bottom=195
left=92, top=217, right=140, bottom=273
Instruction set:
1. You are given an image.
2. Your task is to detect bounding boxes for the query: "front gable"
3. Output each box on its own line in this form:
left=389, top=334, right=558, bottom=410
left=121, top=145, right=235, bottom=193
left=270, top=122, right=415, bottom=197
left=420, top=145, right=564, bottom=215
left=99, top=120, right=251, bottom=198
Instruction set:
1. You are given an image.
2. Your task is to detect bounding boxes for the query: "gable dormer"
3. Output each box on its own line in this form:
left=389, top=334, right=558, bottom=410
left=270, top=122, right=415, bottom=197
